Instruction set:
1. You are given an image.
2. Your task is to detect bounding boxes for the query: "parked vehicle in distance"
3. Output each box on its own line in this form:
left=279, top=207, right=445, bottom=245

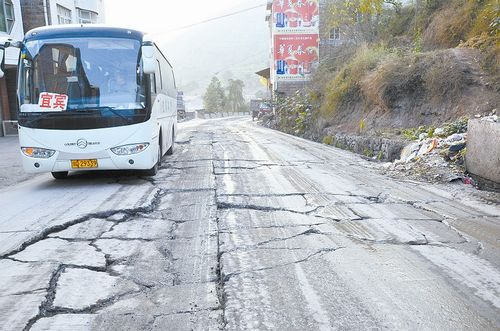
left=258, top=102, right=273, bottom=119
left=2, top=25, right=177, bottom=179
left=250, top=99, right=262, bottom=121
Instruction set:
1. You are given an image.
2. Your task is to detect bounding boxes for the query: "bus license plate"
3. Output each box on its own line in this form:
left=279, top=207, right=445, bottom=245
left=71, top=159, right=98, bottom=169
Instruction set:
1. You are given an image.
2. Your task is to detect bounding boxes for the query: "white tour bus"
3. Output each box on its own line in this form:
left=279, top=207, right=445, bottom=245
left=0, top=25, right=177, bottom=179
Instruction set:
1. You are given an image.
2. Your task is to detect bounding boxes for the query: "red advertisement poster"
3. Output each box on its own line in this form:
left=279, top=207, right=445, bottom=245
left=273, top=34, right=319, bottom=80
left=272, top=0, right=319, bottom=32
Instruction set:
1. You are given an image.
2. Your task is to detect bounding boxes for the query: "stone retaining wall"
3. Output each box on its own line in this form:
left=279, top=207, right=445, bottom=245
left=324, top=130, right=408, bottom=162
left=466, top=119, right=500, bottom=186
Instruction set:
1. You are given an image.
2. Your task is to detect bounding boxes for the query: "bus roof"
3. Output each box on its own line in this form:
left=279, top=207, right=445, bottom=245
left=24, top=25, right=145, bottom=42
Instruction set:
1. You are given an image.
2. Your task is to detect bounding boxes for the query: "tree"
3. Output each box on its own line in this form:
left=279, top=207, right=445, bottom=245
left=325, top=0, right=402, bottom=42
left=203, top=77, right=225, bottom=113
left=225, top=79, right=246, bottom=113
left=358, top=0, right=401, bottom=14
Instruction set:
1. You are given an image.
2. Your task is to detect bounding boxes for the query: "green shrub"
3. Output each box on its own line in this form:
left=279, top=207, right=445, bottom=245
left=377, top=150, right=384, bottom=160
left=363, top=148, right=374, bottom=157
left=359, top=118, right=366, bottom=132
left=323, top=136, right=334, bottom=145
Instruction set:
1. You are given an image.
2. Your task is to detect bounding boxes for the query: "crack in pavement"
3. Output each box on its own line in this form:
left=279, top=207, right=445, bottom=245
left=220, top=192, right=307, bottom=198
left=1, top=189, right=166, bottom=260
left=169, top=158, right=269, bottom=164
left=406, top=201, right=472, bottom=245
left=6, top=186, right=190, bottom=330
left=221, top=247, right=344, bottom=283
left=211, top=145, right=229, bottom=329
left=347, top=235, right=432, bottom=247
left=219, top=222, right=326, bottom=232
left=22, top=264, right=65, bottom=331
left=149, top=307, right=223, bottom=327
left=22, top=262, right=151, bottom=330
left=219, top=228, right=325, bottom=256
left=216, top=201, right=326, bottom=219
left=0, top=288, right=47, bottom=297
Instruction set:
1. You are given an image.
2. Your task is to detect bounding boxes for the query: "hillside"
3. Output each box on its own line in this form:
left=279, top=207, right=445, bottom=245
left=272, top=0, right=499, bottom=141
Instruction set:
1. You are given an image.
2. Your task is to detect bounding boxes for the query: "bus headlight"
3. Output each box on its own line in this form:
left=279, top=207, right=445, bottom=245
left=111, top=143, right=150, bottom=155
left=21, top=147, right=56, bottom=158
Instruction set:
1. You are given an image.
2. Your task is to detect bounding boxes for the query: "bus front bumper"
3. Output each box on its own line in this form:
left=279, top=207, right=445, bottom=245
left=20, top=148, right=157, bottom=174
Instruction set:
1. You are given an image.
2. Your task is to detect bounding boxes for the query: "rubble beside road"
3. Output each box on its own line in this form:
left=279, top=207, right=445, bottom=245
left=258, top=107, right=499, bottom=192
left=382, top=112, right=498, bottom=188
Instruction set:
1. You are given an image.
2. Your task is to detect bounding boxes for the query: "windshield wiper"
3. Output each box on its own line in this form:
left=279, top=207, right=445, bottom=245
left=19, top=112, right=56, bottom=127
left=70, top=106, right=133, bottom=123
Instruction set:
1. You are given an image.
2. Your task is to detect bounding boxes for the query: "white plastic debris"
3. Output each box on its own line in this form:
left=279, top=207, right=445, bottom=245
left=400, top=142, right=422, bottom=163
left=445, top=133, right=465, bottom=145
left=480, top=115, right=498, bottom=123
left=434, top=128, right=445, bottom=136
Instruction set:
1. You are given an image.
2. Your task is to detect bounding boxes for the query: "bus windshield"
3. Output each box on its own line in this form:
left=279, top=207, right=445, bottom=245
left=18, top=37, right=149, bottom=129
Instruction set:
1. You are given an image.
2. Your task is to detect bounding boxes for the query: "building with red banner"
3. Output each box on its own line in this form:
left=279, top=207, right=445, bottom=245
left=269, top=0, right=320, bottom=96
left=261, top=0, right=343, bottom=98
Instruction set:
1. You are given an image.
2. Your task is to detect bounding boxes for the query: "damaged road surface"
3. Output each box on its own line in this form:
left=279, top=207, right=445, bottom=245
left=1, top=117, right=499, bottom=330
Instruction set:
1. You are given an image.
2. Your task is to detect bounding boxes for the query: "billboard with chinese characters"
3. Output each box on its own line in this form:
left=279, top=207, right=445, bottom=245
left=271, top=0, right=319, bottom=84
left=272, top=0, right=319, bottom=34
left=273, top=34, right=319, bottom=81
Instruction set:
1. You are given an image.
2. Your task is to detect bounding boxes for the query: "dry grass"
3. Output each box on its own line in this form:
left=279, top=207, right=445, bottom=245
left=311, top=0, right=499, bottom=132
left=423, top=0, right=498, bottom=49
left=468, top=0, right=500, bottom=39
left=423, top=1, right=474, bottom=48
left=360, top=53, right=422, bottom=110
left=422, top=50, right=473, bottom=99
left=361, top=49, right=474, bottom=110
left=320, top=45, right=389, bottom=116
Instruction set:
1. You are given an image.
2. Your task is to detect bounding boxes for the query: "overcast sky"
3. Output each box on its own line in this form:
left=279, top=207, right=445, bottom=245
left=104, top=0, right=265, bottom=39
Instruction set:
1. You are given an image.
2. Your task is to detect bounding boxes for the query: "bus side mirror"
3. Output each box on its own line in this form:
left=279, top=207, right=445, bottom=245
left=0, top=39, right=22, bottom=78
left=0, top=45, right=5, bottom=79
left=142, top=42, right=155, bottom=75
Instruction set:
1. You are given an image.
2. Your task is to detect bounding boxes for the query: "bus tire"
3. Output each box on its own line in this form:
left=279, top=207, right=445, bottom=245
left=166, top=129, right=174, bottom=155
left=144, top=139, right=161, bottom=176
left=52, top=171, right=68, bottom=179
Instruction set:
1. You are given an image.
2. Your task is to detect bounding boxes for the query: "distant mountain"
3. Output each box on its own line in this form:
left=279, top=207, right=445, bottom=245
left=157, top=6, right=270, bottom=100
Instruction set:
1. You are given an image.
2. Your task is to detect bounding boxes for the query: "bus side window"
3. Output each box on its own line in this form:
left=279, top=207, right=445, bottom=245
left=170, top=70, right=176, bottom=98
left=156, top=60, right=162, bottom=92
left=151, top=73, right=156, bottom=94
left=163, top=66, right=174, bottom=98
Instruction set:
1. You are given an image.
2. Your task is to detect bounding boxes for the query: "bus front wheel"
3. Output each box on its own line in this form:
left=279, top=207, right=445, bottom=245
left=52, top=171, right=68, bottom=179
left=144, top=140, right=161, bottom=176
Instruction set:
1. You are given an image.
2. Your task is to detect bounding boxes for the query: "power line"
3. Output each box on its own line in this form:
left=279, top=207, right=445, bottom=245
left=154, top=3, right=268, bottom=34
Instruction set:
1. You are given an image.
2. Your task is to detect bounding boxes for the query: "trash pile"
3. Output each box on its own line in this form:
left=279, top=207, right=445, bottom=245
left=475, top=112, right=498, bottom=123
left=381, top=112, right=498, bottom=184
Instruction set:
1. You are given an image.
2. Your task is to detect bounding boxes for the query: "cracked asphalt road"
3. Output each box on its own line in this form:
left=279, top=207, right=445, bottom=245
left=0, top=117, right=499, bottom=330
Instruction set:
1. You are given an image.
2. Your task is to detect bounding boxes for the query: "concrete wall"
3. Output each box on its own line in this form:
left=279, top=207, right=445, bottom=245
left=275, top=81, right=307, bottom=97
left=466, top=119, right=500, bottom=184
left=48, top=0, right=105, bottom=25
left=1, top=0, right=23, bottom=65
left=20, top=0, right=47, bottom=33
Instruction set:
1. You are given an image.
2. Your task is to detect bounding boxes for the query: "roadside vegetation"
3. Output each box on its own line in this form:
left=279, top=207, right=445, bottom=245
left=273, top=0, right=499, bottom=141
left=203, top=77, right=249, bottom=115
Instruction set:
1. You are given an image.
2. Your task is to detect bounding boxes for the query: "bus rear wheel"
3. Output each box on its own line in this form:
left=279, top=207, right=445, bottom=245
left=166, top=129, right=174, bottom=155
left=52, top=171, right=68, bottom=179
